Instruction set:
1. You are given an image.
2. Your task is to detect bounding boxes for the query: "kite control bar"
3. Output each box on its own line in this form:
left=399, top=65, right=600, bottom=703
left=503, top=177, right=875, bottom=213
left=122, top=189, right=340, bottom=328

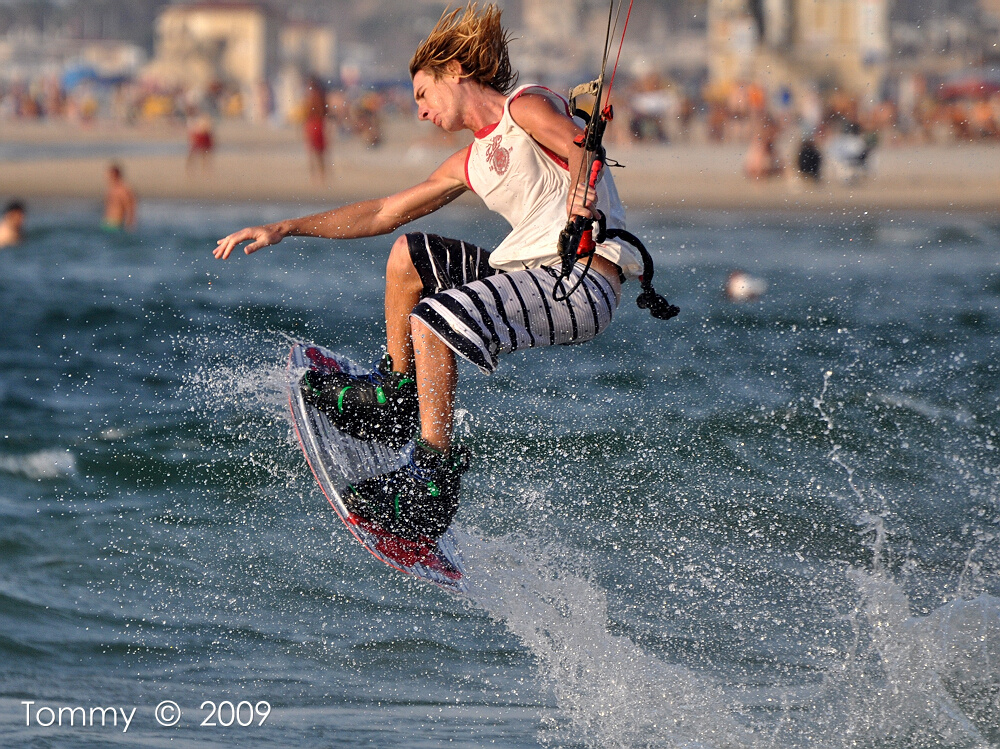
left=552, top=0, right=677, bottom=321
left=556, top=140, right=605, bottom=275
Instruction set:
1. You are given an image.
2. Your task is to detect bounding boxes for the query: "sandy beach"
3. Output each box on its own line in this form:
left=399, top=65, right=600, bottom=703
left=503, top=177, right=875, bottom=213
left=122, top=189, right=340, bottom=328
left=2, top=117, right=1000, bottom=214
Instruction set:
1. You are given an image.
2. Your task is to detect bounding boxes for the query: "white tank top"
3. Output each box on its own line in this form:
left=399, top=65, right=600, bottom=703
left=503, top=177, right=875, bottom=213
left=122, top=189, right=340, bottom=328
left=464, top=84, right=642, bottom=279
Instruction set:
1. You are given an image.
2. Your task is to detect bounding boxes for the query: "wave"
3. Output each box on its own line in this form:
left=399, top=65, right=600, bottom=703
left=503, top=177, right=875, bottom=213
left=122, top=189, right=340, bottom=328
left=459, top=525, right=756, bottom=749
left=839, top=569, right=1000, bottom=747
left=0, top=449, right=78, bottom=480
left=454, top=515, right=1000, bottom=749
left=876, top=393, right=975, bottom=425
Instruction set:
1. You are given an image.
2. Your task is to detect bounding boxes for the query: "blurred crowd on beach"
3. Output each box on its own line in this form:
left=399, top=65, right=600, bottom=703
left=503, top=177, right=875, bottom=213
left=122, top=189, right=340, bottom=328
left=0, top=73, right=410, bottom=145
left=7, top=68, right=1000, bottom=146
left=622, top=71, right=1000, bottom=184
left=3, top=67, right=999, bottom=165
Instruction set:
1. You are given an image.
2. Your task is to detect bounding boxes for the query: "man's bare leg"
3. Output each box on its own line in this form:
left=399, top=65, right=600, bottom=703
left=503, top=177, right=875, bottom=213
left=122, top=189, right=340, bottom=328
left=384, top=234, right=456, bottom=452
left=384, top=235, right=424, bottom=374
left=411, top=317, right=456, bottom=453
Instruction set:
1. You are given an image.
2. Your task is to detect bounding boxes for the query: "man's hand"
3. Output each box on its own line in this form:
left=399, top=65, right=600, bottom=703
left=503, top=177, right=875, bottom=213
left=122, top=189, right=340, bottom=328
left=567, top=178, right=599, bottom=220
left=214, top=223, right=287, bottom=259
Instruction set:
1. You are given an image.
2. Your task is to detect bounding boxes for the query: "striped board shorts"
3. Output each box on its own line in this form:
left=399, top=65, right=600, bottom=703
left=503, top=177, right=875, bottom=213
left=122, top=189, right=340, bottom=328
left=406, top=232, right=618, bottom=374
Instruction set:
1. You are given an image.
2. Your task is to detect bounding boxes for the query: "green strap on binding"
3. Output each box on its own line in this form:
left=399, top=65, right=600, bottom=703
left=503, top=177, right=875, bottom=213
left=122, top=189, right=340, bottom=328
left=337, top=386, right=352, bottom=413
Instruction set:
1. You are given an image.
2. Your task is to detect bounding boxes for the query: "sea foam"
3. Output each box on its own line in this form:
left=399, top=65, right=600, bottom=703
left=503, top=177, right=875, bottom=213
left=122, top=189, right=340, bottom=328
left=0, top=449, right=78, bottom=480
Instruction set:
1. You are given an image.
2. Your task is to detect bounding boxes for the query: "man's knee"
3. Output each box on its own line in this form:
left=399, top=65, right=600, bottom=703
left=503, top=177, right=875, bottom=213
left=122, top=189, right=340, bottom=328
left=387, top=235, right=420, bottom=285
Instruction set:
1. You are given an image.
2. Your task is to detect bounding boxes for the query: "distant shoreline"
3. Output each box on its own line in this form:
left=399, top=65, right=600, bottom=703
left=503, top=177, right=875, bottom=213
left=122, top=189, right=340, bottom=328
left=2, top=118, right=1000, bottom=214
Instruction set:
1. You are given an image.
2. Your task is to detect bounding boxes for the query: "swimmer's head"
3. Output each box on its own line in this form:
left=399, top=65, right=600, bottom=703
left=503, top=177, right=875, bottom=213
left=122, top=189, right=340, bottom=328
left=725, top=270, right=768, bottom=302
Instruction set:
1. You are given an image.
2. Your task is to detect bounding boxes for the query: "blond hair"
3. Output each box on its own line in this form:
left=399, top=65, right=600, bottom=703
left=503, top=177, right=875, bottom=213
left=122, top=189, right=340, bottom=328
left=409, top=3, right=517, bottom=94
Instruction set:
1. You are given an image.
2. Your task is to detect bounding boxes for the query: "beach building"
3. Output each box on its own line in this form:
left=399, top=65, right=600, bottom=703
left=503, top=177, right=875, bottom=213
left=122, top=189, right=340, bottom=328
left=513, top=0, right=706, bottom=91
left=0, top=29, right=145, bottom=85
left=513, top=0, right=590, bottom=84
left=141, top=2, right=341, bottom=123
left=708, top=0, right=890, bottom=101
left=271, top=22, right=338, bottom=124
left=141, top=3, right=278, bottom=93
left=280, top=23, right=337, bottom=81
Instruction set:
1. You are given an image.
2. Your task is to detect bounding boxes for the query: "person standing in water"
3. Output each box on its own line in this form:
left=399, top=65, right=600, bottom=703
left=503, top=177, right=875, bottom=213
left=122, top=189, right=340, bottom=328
left=186, top=110, right=215, bottom=175
left=103, top=164, right=137, bottom=230
left=0, top=200, right=26, bottom=247
left=214, top=3, right=641, bottom=542
left=302, top=77, right=330, bottom=182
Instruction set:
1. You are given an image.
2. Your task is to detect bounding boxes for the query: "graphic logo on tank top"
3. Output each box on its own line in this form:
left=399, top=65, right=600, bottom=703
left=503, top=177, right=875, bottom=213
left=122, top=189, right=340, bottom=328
left=485, top=134, right=511, bottom=176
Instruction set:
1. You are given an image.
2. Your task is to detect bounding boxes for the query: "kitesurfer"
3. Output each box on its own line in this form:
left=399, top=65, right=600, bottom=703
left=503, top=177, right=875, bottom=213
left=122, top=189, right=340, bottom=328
left=214, top=3, right=644, bottom=542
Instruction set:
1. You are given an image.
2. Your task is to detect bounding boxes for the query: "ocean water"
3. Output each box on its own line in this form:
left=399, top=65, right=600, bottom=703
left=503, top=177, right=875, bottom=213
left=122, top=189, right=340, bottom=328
left=1, top=201, right=999, bottom=748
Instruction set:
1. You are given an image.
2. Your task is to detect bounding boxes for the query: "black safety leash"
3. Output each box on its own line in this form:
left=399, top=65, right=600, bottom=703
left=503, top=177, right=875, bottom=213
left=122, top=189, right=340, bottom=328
left=553, top=0, right=678, bottom=322
left=606, top=229, right=679, bottom=320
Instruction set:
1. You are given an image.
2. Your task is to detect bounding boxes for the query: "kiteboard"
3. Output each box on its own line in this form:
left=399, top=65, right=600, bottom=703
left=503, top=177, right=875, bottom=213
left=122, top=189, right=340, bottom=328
left=287, top=342, right=467, bottom=594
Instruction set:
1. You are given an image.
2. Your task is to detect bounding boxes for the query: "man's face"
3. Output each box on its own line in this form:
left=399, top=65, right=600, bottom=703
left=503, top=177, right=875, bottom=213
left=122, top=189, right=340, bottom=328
left=412, top=69, right=462, bottom=132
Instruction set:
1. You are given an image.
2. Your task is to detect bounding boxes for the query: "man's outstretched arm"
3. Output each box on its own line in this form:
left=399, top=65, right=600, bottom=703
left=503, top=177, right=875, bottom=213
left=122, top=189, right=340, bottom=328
left=213, top=148, right=469, bottom=259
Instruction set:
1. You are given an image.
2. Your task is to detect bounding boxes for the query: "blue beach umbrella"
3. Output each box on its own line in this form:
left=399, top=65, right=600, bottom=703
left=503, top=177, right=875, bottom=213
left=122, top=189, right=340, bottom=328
left=61, top=65, right=130, bottom=90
